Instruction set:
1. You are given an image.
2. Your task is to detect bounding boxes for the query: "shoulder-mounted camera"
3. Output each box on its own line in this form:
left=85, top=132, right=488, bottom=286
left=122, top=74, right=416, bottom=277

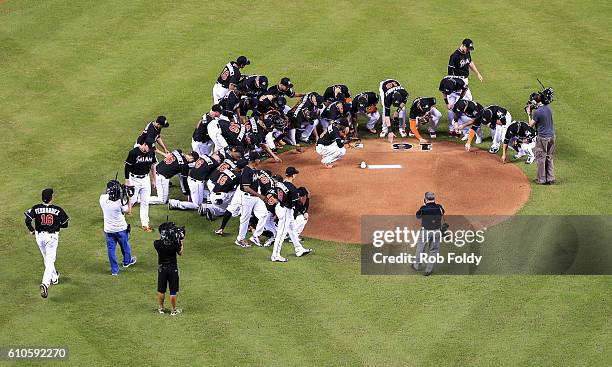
left=159, top=221, right=186, bottom=245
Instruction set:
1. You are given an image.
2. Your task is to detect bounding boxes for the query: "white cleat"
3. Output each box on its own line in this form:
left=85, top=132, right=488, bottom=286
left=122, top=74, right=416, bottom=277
left=475, top=136, right=482, bottom=144
left=263, top=237, right=274, bottom=247
left=399, top=129, right=408, bottom=138
left=296, top=248, right=313, bottom=257
left=249, top=236, right=263, bottom=247
left=461, top=134, right=468, bottom=141
left=271, top=256, right=288, bottom=262
left=379, top=131, right=387, bottom=138
left=525, top=156, right=535, bottom=164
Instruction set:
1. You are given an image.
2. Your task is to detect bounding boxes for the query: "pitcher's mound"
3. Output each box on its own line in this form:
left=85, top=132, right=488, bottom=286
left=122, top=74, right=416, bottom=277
left=262, top=140, right=531, bottom=244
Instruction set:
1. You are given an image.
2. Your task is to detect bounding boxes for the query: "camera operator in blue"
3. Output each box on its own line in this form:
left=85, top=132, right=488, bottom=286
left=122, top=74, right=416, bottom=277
left=99, top=180, right=137, bottom=276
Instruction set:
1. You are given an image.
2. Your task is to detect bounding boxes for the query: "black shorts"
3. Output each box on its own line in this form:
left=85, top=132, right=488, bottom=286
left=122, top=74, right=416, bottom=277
left=157, top=265, right=179, bottom=294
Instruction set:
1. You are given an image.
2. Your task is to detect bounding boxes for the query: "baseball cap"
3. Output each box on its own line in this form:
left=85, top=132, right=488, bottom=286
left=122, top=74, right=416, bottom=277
left=272, top=174, right=283, bottom=182
left=462, top=38, right=474, bottom=50
left=236, top=159, right=248, bottom=169
left=336, top=92, right=346, bottom=101
left=425, top=192, right=436, bottom=201
left=143, top=138, right=155, bottom=148
left=236, top=56, right=250, bottom=66
left=441, top=79, right=455, bottom=93
left=190, top=151, right=200, bottom=161
left=280, top=77, right=293, bottom=88
left=285, top=166, right=299, bottom=176
left=42, top=188, right=54, bottom=203
left=211, top=104, right=223, bottom=113
left=156, top=115, right=169, bottom=127
left=258, top=76, right=269, bottom=89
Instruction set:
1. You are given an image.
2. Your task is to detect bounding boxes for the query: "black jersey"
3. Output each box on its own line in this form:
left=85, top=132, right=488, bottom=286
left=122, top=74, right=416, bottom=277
left=258, top=170, right=274, bottom=196
left=321, top=101, right=350, bottom=120
left=409, top=97, right=437, bottom=119
left=24, top=204, right=69, bottom=233
left=380, top=79, right=409, bottom=117
left=212, top=168, right=240, bottom=193
left=219, top=90, right=241, bottom=114
left=216, top=61, right=241, bottom=88
left=156, top=150, right=188, bottom=179
left=448, top=49, right=472, bottom=77
left=504, top=121, right=536, bottom=144
left=290, top=92, right=320, bottom=117
left=452, top=100, right=483, bottom=122
left=154, top=239, right=181, bottom=266
left=238, top=97, right=258, bottom=119
left=237, top=75, right=267, bottom=97
left=275, top=181, right=302, bottom=210
left=257, top=95, right=283, bottom=115
left=218, top=119, right=246, bottom=147
left=472, top=105, right=508, bottom=129
left=208, top=158, right=238, bottom=183
left=136, top=122, right=161, bottom=146
left=351, top=92, right=379, bottom=113
left=189, top=154, right=221, bottom=181
left=240, top=166, right=260, bottom=193
left=267, top=85, right=295, bottom=98
left=124, top=147, right=157, bottom=178
left=438, top=76, right=468, bottom=95
left=317, top=124, right=343, bottom=148
left=192, top=113, right=214, bottom=143
left=323, top=84, right=351, bottom=102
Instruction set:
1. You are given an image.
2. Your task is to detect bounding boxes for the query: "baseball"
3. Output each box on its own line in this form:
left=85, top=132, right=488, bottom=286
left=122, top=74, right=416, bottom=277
left=360, top=161, right=367, bottom=169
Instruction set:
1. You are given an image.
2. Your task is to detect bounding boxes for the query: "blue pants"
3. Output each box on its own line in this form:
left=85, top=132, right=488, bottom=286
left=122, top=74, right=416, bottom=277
left=105, top=230, right=132, bottom=274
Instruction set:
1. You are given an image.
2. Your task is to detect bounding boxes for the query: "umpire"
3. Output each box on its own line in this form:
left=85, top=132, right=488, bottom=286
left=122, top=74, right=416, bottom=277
left=154, top=222, right=185, bottom=316
left=413, top=192, right=445, bottom=276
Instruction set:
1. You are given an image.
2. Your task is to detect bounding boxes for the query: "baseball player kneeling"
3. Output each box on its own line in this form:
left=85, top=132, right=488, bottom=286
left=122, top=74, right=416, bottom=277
left=408, top=97, right=441, bottom=141
left=463, top=106, right=511, bottom=153
left=270, top=167, right=312, bottom=262
left=315, top=118, right=350, bottom=169
left=501, top=121, right=536, bottom=164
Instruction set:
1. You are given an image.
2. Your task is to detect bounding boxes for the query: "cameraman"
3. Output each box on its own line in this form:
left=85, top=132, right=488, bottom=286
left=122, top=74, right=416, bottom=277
left=413, top=192, right=445, bottom=276
left=527, top=92, right=556, bottom=185
left=154, top=222, right=184, bottom=316
left=99, top=180, right=137, bottom=276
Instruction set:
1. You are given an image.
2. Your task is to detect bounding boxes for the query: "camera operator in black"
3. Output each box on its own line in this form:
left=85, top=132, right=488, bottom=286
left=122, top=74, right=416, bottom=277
left=413, top=192, right=445, bottom=276
left=154, top=222, right=185, bottom=316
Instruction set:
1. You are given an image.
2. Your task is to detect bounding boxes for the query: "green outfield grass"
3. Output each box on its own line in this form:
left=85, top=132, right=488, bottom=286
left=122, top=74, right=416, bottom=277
left=1, top=0, right=610, bottom=366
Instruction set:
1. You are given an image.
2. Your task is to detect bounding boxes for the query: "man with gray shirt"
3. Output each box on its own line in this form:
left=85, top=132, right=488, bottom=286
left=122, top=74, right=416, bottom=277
left=527, top=93, right=555, bottom=184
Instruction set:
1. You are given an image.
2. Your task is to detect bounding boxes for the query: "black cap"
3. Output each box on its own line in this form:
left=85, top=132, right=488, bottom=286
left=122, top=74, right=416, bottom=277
left=236, top=159, right=248, bottom=169
left=247, top=150, right=261, bottom=161
left=236, top=56, right=250, bottom=66
left=462, top=38, right=474, bottom=50
left=272, top=174, right=283, bottom=182
left=190, top=151, right=200, bottom=161
left=42, top=188, right=53, bottom=203
left=156, top=115, right=169, bottom=127
left=258, top=76, right=268, bottom=89
left=211, top=104, right=223, bottom=113
left=143, top=138, right=155, bottom=148
left=275, top=96, right=287, bottom=108
left=441, top=79, right=455, bottom=93
left=231, top=145, right=245, bottom=155
left=336, top=92, right=346, bottom=101
left=280, top=77, right=293, bottom=88
left=285, top=166, right=299, bottom=176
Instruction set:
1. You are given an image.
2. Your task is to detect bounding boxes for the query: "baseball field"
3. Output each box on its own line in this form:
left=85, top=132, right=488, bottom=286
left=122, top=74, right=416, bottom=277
left=1, top=0, right=611, bottom=366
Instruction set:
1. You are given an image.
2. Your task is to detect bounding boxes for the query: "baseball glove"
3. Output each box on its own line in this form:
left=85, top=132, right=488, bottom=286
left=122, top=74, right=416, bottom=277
left=347, top=137, right=362, bottom=148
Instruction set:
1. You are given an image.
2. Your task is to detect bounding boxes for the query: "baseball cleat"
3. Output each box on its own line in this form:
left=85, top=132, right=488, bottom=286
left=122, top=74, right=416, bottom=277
left=424, top=271, right=433, bottom=276
left=142, top=226, right=153, bottom=233
left=170, top=308, right=182, bottom=316
left=263, top=237, right=274, bottom=247
left=399, top=129, right=408, bottom=137
left=461, top=134, right=468, bottom=141
left=52, top=271, right=60, bottom=285
left=296, top=248, right=312, bottom=257
left=123, top=256, right=137, bottom=268
left=475, top=136, right=483, bottom=144
left=111, top=273, right=119, bottom=276
left=249, top=236, right=263, bottom=247
left=513, top=153, right=525, bottom=160
left=368, top=128, right=377, bottom=134
left=323, top=163, right=334, bottom=169
left=40, top=284, right=48, bottom=298
left=197, top=205, right=204, bottom=216
left=525, top=156, right=535, bottom=164
left=379, top=131, right=387, bottom=138
left=214, top=228, right=224, bottom=236
left=167, top=200, right=178, bottom=210
left=158, top=308, right=165, bottom=314
left=235, top=239, right=251, bottom=248
left=429, top=132, right=437, bottom=139
left=489, top=147, right=499, bottom=154
left=204, top=208, right=214, bottom=221
left=271, top=256, right=288, bottom=262
left=408, top=131, right=415, bottom=137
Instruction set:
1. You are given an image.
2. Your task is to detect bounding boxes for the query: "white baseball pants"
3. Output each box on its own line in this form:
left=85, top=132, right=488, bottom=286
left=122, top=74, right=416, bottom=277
left=212, top=83, right=229, bottom=104
left=446, top=89, right=473, bottom=123
left=271, top=206, right=306, bottom=259
left=128, top=174, right=151, bottom=227
left=36, top=231, right=59, bottom=287
left=316, top=144, right=346, bottom=164
left=149, top=175, right=170, bottom=205
left=237, top=195, right=269, bottom=241
left=191, top=139, right=213, bottom=157
left=491, top=112, right=512, bottom=149
left=416, top=107, right=442, bottom=132
left=207, top=191, right=234, bottom=217
left=168, top=178, right=207, bottom=210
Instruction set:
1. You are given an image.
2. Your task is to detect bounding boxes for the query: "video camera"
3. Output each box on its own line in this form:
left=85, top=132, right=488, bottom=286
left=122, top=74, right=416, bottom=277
left=525, top=79, right=554, bottom=113
left=107, top=173, right=135, bottom=206
left=159, top=220, right=186, bottom=245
